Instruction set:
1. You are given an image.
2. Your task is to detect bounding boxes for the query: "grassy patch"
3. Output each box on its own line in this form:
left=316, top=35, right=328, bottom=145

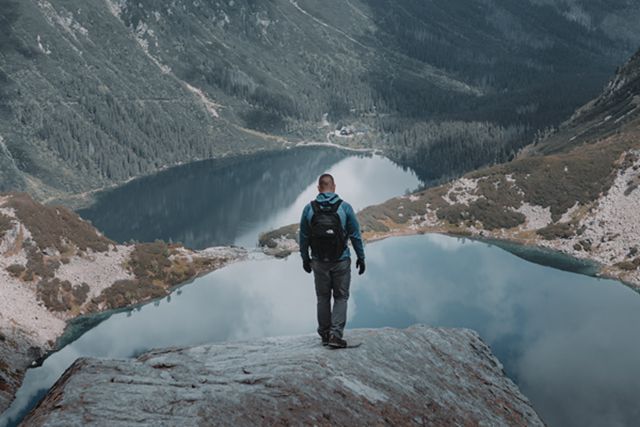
left=24, top=245, right=59, bottom=281
left=0, top=213, right=12, bottom=238
left=6, top=263, right=25, bottom=278
left=37, top=278, right=90, bottom=312
left=475, top=175, right=523, bottom=209
left=5, top=193, right=112, bottom=253
left=437, top=198, right=525, bottom=230
left=95, top=279, right=167, bottom=310
left=615, top=257, right=640, bottom=271
left=93, top=242, right=216, bottom=310
left=494, top=138, right=630, bottom=220
left=536, top=222, right=575, bottom=240
left=127, top=241, right=173, bottom=285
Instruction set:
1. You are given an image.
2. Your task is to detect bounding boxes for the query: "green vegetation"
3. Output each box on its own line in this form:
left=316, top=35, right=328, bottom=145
left=36, top=278, right=89, bottom=312
left=615, top=258, right=640, bottom=271
left=536, top=223, right=576, bottom=240
left=94, top=241, right=216, bottom=309
left=1, top=0, right=639, bottom=194
left=0, top=213, right=11, bottom=238
left=437, top=199, right=526, bottom=231
left=5, top=264, right=25, bottom=278
left=94, top=279, right=167, bottom=310
left=24, top=246, right=58, bottom=281
left=6, top=194, right=112, bottom=253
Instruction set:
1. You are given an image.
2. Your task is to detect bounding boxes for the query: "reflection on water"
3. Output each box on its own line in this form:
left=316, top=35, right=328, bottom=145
left=78, top=148, right=421, bottom=249
left=4, top=235, right=640, bottom=427
left=78, top=147, right=349, bottom=249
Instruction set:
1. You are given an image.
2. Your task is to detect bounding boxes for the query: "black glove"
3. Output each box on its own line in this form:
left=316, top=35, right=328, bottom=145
left=303, top=259, right=312, bottom=274
left=356, top=258, right=365, bottom=275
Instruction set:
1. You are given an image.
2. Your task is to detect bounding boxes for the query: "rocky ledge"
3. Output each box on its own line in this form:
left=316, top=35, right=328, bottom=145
left=23, top=326, right=543, bottom=426
left=0, top=193, right=247, bottom=413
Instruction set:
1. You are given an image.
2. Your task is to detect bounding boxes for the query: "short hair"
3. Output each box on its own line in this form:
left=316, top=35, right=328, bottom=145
left=318, top=173, right=335, bottom=189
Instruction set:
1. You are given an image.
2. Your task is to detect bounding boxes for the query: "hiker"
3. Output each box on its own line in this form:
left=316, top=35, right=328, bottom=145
left=299, top=173, right=366, bottom=348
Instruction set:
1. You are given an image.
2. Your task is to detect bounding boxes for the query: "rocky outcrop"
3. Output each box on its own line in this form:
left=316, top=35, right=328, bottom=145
left=0, top=193, right=247, bottom=413
left=22, top=326, right=543, bottom=426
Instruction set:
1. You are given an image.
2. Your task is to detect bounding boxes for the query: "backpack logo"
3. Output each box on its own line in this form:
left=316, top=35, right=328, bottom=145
left=309, top=200, right=347, bottom=262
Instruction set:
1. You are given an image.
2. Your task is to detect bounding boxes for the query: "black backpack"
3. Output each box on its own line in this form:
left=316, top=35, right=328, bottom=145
left=309, top=200, right=347, bottom=262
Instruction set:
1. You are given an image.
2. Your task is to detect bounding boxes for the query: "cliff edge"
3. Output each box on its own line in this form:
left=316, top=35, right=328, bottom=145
left=22, top=325, right=543, bottom=426
left=0, top=193, right=247, bottom=413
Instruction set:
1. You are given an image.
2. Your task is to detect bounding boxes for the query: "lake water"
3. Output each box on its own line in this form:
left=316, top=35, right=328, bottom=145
left=3, top=148, right=640, bottom=427
left=78, top=147, right=420, bottom=249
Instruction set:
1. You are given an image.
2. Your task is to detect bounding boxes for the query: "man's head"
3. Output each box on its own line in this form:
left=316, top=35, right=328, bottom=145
left=317, top=173, right=336, bottom=193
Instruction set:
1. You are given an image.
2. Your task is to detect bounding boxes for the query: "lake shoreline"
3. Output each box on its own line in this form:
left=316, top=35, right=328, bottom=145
left=262, top=224, right=639, bottom=291
left=51, top=143, right=376, bottom=211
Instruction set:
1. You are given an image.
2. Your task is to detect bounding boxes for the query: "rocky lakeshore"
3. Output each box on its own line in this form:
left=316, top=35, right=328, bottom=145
left=261, top=143, right=640, bottom=290
left=261, top=49, right=640, bottom=291
left=0, top=193, right=247, bottom=413
left=22, top=325, right=543, bottom=426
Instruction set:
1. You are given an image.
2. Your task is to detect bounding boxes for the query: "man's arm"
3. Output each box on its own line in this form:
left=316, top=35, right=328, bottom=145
left=345, top=203, right=365, bottom=260
left=299, top=204, right=311, bottom=261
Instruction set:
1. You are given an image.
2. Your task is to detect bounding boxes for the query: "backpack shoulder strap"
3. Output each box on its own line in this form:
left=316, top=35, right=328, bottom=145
left=310, top=201, right=320, bottom=214
left=331, top=199, right=343, bottom=213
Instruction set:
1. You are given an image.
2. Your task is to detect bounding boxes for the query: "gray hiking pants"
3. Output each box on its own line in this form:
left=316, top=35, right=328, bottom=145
left=312, top=258, right=351, bottom=339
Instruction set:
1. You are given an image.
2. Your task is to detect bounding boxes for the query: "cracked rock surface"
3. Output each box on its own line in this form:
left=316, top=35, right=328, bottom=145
left=23, top=325, right=543, bottom=426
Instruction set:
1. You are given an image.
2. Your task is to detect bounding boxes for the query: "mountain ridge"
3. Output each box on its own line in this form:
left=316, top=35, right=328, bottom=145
left=1, top=0, right=639, bottom=198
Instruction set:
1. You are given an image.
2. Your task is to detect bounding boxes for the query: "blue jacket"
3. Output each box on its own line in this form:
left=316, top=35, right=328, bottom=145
left=299, top=192, right=365, bottom=262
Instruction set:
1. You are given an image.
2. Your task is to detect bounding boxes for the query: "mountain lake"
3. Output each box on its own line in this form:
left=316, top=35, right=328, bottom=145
left=2, top=147, right=640, bottom=427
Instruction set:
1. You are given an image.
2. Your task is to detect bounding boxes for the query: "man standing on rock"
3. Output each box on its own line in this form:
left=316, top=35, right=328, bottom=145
left=299, top=173, right=366, bottom=348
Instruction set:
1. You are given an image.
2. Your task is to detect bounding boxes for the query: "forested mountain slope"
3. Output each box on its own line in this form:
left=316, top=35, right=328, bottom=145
left=262, top=48, right=640, bottom=288
left=0, top=0, right=638, bottom=198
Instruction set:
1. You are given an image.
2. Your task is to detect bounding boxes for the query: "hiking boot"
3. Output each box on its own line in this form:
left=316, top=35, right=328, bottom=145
left=321, top=333, right=330, bottom=346
left=328, top=335, right=347, bottom=348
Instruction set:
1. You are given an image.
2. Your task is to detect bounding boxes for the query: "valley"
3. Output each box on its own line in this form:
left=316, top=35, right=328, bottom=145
left=2, top=0, right=640, bottom=197
left=1, top=1, right=640, bottom=425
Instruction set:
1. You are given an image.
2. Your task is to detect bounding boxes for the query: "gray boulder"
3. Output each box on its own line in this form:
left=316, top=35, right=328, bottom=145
left=23, top=325, right=544, bottom=426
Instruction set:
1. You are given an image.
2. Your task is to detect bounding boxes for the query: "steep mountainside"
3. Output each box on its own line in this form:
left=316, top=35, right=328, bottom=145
left=261, top=48, right=640, bottom=289
left=0, top=0, right=639, bottom=197
left=0, top=193, right=246, bottom=413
